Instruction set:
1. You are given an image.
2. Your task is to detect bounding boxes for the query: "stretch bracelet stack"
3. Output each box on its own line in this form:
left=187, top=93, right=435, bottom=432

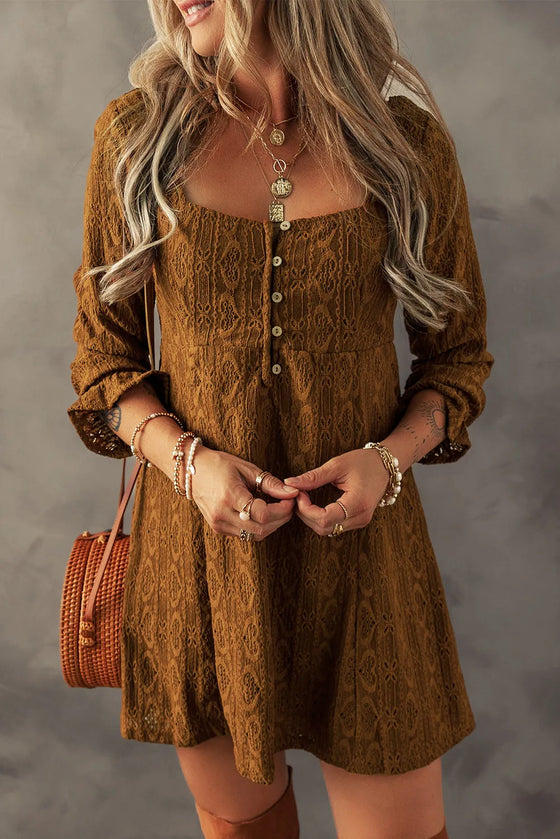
left=363, top=441, right=402, bottom=506
left=172, top=431, right=203, bottom=499
left=130, top=411, right=183, bottom=466
left=172, top=431, right=195, bottom=496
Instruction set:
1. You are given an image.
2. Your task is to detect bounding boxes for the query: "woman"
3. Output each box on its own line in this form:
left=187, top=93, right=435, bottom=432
left=67, top=1, right=494, bottom=837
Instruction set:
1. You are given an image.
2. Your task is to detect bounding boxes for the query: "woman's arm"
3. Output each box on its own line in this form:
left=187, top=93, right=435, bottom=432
left=68, top=97, right=170, bottom=458
left=380, top=388, right=447, bottom=475
left=96, top=381, right=192, bottom=482
left=389, top=111, right=494, bottom=466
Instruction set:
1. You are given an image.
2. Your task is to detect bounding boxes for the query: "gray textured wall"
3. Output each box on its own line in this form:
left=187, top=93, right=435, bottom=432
left=1, top=2, right=558, bottom=837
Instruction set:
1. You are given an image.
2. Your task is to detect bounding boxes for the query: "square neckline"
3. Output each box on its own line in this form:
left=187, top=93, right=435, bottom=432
left=169, top=94, right=407, bottom=227
left=174, top=182, right=372, bottom=227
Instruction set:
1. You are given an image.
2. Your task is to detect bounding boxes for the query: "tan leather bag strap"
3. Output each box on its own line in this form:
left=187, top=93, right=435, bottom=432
left=116, top=269, right=156, bottom=507
left=83, top=268, right=158, bottom=627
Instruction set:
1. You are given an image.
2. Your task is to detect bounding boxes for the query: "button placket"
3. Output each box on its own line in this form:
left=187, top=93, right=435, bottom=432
left=271, top=232, right=286, bottom=375
left=265, top=219, right=291, bottom=379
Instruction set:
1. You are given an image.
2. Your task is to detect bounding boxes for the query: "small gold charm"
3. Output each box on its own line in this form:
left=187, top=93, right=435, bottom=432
left=271, top=176, right=293, bottom=199
left=269, top=201, right=284, bottom=221
left=270, top=127, right=285, bottom=145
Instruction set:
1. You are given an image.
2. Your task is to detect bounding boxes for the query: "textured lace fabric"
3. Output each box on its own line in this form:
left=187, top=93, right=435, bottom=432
left=67, top=88, right=493, bottom=784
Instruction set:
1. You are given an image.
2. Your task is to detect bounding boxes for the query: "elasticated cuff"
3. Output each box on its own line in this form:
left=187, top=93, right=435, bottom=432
left=67, top=368, right=170, bottom=459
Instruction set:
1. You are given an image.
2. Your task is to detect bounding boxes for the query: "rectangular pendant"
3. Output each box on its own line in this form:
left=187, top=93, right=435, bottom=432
left=269, top=201, right=284, bottom=222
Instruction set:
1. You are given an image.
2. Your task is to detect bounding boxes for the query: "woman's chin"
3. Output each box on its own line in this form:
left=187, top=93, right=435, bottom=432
left=190, top=39, right=221, bottom=58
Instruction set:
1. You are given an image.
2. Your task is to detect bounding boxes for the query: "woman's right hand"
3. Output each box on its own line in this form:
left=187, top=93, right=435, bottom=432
left=184, top=444, right=300, bottom=541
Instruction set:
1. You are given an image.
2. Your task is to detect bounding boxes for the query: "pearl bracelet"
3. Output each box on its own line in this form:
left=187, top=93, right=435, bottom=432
left=184, top=436, right=202, bottom=501
left=363, top=441, right=402, bottom=506
left=130, top=411, right=184, bottom=466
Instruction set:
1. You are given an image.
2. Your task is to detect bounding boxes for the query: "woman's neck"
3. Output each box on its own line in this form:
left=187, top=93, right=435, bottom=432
left=231, top=59, right=296, bottom=125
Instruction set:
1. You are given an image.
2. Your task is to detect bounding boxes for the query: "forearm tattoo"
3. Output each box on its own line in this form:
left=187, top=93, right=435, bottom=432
left=402, top=396, right=447, bottom=463
left=97, top=380, right=158, bottom=433
left=99, top=404, right=121, bottom=432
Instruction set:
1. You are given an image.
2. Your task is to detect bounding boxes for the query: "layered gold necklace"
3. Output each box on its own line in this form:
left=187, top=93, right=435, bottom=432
left=235, top=94, right=308, bottom=222
left=235, top=93, right=297, bottom=146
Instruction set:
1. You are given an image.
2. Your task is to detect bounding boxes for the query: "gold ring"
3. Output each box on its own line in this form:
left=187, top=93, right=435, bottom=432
left=239, top=529, right=254, bottom=542
left=327, top=522, right=345, bottom=538
left=335, top=500, right=349, bottom=519
left=239, top=497, right=255, bottom=521
left=255, top=470, right=271, bottom=494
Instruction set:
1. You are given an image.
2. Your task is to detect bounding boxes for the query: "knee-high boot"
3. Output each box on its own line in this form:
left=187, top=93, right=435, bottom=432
left=195, top=764, right=299, bottom=839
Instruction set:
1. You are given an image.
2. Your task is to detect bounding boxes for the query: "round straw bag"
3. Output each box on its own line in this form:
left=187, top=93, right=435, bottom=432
left=60, top=279, right=156, bottom=688
left=59, top=458, right=142, bottom=688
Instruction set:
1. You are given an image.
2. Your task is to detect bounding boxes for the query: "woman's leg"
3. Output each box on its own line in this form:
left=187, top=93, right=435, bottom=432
left=319, top=756, right=446, bottom=839
left=175, top=734, right=290, bottom=822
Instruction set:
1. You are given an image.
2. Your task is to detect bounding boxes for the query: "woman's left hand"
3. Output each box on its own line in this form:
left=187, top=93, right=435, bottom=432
left=282, top=449, right=392, bottom=536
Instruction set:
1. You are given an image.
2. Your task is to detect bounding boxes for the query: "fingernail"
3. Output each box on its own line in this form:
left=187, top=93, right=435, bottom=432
left=284, top=477, right=298, bottom=483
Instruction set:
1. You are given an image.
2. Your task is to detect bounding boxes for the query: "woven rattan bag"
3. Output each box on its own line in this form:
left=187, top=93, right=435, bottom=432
left=60, top=278, right=157, bottom=689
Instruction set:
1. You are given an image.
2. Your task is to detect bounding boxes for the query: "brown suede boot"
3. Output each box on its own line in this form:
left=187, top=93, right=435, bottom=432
left=195, top=764, right=299, bottom=838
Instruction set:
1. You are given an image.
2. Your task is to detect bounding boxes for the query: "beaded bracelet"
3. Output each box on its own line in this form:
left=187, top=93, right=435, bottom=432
left=172, top=431, right=196, bottom=496
left=363, top=441, right=402, bottom=506
left=130, top=411, right=184, bottom=466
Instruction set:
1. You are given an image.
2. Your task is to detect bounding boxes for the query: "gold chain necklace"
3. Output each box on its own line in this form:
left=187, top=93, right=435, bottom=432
left=234, top=93, right=298, bottom=146
left=239, top=119, right=307, bottom=221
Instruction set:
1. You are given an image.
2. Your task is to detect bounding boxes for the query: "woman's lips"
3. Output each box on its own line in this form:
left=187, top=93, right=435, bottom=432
left=182, top=1, right=214, bottom=27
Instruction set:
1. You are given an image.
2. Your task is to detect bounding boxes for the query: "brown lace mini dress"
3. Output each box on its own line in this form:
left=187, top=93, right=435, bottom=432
left=67, top=87, right=494, bottom=784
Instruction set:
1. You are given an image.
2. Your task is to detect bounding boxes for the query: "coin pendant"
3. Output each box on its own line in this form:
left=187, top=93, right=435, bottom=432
left=271, top=176, right=293, bottom=198
left=270, top=127, right=285, bottom=145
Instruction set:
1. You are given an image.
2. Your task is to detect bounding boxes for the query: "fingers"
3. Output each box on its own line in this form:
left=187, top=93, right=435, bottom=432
left=205, top=466, right=299, bottom=542
left=255, top=470, right=300, bottom=502
left=233, top=464, right=300, bottom=531
left=217, top=497, right=296, bottom=542
left=293, top=490, right=370, bottom=537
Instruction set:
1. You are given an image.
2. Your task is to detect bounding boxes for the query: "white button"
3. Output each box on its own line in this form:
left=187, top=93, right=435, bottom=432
left=272, top=363, right=282, bottom=375
left=272, top=291, right=283, bottom=303
left=280, top=220, right=291, bottom=230
left=272, top=255, right=283, bottom=267
left=272, top=325, right=283, bottom=337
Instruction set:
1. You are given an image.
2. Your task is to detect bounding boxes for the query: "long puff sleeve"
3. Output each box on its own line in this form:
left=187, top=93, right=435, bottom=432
left=67, top=97, right=170, bottom=458
left=394, top=111, right=494, bottom=464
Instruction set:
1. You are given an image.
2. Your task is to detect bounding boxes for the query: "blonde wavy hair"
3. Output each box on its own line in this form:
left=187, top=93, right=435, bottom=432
left=87, top=0, right=473, bottom=331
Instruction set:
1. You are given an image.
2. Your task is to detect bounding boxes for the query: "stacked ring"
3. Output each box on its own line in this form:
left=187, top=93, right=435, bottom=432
left=255, top=470, right=271, bottom=494
left=328, top=498, right=350, bottom=537
left=239, top=497, right=255, bottom=521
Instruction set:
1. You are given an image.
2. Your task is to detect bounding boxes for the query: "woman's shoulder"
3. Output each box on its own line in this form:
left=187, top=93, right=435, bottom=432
left=91, top=87, right=147, bottom=148
left=386, top=94, right=434, bottom=145
left=387, top=94, right=458, bottom=176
